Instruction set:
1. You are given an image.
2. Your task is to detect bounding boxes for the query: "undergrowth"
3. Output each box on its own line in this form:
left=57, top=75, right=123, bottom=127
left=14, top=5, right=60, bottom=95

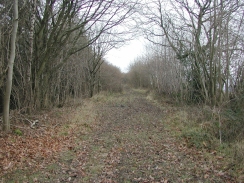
left=147, top=90, right=244, bottom=178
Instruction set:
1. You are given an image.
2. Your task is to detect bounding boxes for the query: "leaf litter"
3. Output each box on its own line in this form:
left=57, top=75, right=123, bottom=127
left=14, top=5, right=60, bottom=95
left=0, top=89, right=238, bottom=182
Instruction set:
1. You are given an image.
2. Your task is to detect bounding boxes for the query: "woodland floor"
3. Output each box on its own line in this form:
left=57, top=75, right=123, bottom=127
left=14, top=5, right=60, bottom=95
left=0, top=87, right=240, bottom=182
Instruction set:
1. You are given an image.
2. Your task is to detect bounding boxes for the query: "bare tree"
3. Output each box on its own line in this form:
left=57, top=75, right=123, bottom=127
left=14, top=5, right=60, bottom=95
left=0, top=0, right=139, bottom=112
left=100, top=62, right=123, bottom=93
left=3, top=0, right=18, bottom=131
left=25, top=0, right=36, bottom=112
left=31, top=0, right=138, bottom=108
left=137, top=0, right=244, bottom=105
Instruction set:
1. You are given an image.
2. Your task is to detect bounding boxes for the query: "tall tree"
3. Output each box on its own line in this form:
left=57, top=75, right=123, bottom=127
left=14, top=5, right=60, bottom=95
left=3, top=0, right=18, bottom=131
left=138, top=0, right=244, bottom=105
left=25, top=0, right=36, bottom=112
left=31, top=0, right=137, bottom=109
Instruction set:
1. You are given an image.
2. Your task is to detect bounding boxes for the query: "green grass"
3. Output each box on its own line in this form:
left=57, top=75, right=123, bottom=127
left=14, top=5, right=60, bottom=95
left=14, top=129, right=23, bottom=136
left=181, top=127, right=215, bottom=149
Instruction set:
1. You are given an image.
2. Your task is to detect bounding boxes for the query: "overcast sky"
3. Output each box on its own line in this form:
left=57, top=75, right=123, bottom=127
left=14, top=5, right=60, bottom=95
left=105, top=37, right=146, bottom=73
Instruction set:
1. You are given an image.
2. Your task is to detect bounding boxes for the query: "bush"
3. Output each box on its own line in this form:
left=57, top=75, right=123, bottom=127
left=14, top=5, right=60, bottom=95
left=181, top=128, right=216, bottom=149
left=234, top=140, right=244, bottom=164
left=219, top=109, right=244, bottom=142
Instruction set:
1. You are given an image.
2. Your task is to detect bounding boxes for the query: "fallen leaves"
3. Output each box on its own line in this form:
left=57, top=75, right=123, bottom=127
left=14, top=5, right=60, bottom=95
left=0, top=130, right=73, bottom=175
left=0, top=108, right=76, bottom=176
left=0, top=89, right=239, bottom=182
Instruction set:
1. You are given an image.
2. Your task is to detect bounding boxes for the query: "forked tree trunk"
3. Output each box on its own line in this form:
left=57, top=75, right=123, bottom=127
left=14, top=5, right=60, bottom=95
left=3, top=0, right=18, bottom=131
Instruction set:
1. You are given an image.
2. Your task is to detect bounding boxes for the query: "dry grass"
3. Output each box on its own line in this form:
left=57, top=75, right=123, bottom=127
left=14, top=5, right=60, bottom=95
left=148, top=92, right=244, bottom=181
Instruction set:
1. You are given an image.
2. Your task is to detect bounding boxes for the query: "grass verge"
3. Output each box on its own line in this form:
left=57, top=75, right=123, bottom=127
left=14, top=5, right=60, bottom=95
left=146, top=90, right=244, bottom=181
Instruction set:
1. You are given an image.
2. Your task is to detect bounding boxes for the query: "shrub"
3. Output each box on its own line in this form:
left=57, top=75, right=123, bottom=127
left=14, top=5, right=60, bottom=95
left=181, top=127, right=215, bottom=149
left=234, top=140, right=244, bottom=164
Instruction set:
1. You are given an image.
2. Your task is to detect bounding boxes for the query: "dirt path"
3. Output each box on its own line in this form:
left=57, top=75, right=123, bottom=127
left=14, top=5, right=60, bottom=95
left=73, top=89, right=235, bottom=182
left=1, top=88, right=236, bottom=182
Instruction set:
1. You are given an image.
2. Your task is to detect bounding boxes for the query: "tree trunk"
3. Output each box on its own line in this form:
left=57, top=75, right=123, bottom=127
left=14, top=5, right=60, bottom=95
left=3, top=0, right=18, bottom=131
left=26, top=0, right=36, bottom=113
left=89, top=73, right=95, bottom=97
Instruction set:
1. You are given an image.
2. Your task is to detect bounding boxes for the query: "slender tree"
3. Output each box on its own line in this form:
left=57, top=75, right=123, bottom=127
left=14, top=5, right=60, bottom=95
left=137, top=0, right=244, bottom=105
left=25, top=0, right=36, bottom=112
left=3, top=0, right=18, bottom=131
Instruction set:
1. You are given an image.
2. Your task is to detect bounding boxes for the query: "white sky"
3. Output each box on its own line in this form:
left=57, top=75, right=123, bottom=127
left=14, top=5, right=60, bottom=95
left=105, top=37, right=146, bottom=73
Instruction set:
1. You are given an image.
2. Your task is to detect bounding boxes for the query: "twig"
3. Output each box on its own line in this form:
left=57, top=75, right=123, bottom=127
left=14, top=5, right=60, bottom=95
left=10, top=124, right=27, bottom=129
left=30, top=120, right=39, bottom=128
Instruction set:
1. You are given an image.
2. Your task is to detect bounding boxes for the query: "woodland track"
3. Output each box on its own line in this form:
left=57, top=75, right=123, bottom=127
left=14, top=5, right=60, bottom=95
left=1, top=88, right=236, bottom=182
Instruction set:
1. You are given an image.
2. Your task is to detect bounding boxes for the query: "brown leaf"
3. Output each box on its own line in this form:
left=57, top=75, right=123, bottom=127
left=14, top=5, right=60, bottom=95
left=204, top=174, right=209, bottom=179
left=3, top=162, right=12, bottom=170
